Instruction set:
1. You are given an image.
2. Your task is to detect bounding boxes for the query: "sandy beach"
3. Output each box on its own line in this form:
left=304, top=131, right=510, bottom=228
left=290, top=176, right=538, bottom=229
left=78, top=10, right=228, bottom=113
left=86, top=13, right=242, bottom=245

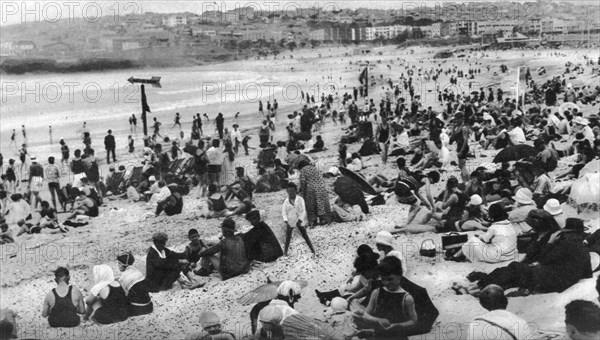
left=1, top=44, right=599, bottom=339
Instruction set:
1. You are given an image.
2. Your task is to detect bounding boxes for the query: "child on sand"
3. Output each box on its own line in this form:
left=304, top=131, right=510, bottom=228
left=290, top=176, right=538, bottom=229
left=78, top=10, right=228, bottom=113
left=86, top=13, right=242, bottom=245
left=353, top=256, right=417, bottom=340
left=183, top=228, right=217, bottom=278
left=325, top=297, right=356, bottom=338
left=184, top=311, right=236, bottom=340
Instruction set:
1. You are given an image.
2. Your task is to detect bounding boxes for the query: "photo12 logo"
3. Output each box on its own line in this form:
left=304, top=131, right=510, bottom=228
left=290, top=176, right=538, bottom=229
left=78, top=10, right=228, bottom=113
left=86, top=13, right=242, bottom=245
left=1, top=2, right=142, bottom=25
left=198, top=1, right=339, bottom=23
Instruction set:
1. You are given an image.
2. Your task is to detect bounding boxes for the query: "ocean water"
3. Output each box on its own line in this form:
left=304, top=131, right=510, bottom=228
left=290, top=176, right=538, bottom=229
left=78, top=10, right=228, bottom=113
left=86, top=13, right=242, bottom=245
left=0, top=66, right=276, bottom=131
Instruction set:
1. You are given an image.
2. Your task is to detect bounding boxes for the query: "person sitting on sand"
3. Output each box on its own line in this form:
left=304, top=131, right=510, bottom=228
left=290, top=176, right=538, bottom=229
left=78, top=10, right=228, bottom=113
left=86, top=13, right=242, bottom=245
left=325, top=297, right=356, bottom=338
left=392, top=170, right=440, bottom=230
left=429, top=176, right=467, bottom=233
left=307, top=135, right=325, bottom=153
left=155, top=185, right=183, bottom=217
left=352, top=256, right=417, bottom=340
left=565, top=300, right=600, bottom=340
left=467, top=285, right=531, bottom=340
left=148, top=180, right=171, bottom=206
left=0, top=223, right=14, bottom=244
left=66, top=194, right=98, bottom=220
left=243, top=210, right=283, bottom=263
left=182, top=228, right=214, bottom=278
left=116, top=253, right=153, bottom=317
left=145, top=232, right=198, bottom=292
left=197, top=218, right=250, bottom=280
left=223, top=182, right=255, bottom=217
left=42, top=267, right=85, bottom=328
left=316, top=245, right=380, bottom=306
left=83, top=264, right=128, bottom=325
left=200, top=184, right=229, bottom=219
left=508, top=188, right=536, bottom=235
left=251, top=281, right=302, bottom=336
left=185, top=311, right=236, bottom=340
left=230, top=167, right=255, bottom=199
left=455, top=195, right=489, bottom=232
left=467, top=212, right=590, bottom=297
left=0, top=308, right=18, bottom=339
left=257, top=306, right=284, bottom=340
left=449, top=203, right=517, bottom=263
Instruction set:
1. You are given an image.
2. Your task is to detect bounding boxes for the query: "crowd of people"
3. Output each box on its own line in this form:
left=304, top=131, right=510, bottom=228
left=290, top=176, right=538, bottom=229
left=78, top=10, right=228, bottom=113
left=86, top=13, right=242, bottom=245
left=1, top=47, right=600, bottom=339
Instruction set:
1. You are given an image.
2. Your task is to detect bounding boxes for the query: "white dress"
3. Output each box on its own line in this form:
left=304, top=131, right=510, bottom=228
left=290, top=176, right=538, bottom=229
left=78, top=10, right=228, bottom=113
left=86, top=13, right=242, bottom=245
left=461, top=220, right=517, bottom=263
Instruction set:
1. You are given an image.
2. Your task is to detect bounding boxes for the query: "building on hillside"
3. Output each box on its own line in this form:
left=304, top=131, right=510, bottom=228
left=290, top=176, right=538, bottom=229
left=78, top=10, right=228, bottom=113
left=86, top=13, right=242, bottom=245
left=495, top=32, right=540, bottom=47
left=441, top=22, right=457, bottom=37
left=112, top=38, right=146, bottom=51
left=163, top=15, right=187, bottom=27
left=13, top=40, right=36, bottom=55
left=42, top=42, right=74, bottom=56
left=0, top=41, right=15, bottom=56
left=365, top=25, right=411, bottom=40
left=309, top=29, right=326, bottom=41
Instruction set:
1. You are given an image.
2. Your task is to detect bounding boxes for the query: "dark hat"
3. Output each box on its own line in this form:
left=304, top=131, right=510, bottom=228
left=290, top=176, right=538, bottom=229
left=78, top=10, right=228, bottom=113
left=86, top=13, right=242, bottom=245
left=564, top=218, right=585, bottom=233
left=117, top=253, right=135, bottom=266
left=525, top=209, right=558, bottom=232
left=245, top=210, right=260, bottom=221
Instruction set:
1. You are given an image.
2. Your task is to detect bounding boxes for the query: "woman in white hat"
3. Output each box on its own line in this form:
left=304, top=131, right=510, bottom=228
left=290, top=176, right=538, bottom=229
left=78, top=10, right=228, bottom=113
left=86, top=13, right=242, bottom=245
left=508, top=188, right=536, bottom=235
left=543, top=198, right=565, bottom=229
left=571, top=116, right=594, bottom=144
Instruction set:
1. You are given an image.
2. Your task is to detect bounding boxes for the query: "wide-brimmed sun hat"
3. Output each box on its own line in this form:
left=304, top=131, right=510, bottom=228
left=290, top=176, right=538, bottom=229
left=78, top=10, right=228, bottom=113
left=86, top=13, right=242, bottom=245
left=375, top=231, right=393, bottom=247
left=512, top=188, right=534, bottom=205
left=543, top=199, right=562, bottom=216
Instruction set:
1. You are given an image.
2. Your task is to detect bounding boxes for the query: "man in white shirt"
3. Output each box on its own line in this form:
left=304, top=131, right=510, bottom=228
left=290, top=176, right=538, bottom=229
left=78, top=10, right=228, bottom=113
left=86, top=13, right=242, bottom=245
left=230, top=125, right=243, bottom=155
left=468, top=285, right=534, bottom=340
left=282, top=183, right=315, bottom=256
left=206, top=139, right=224, bottom=185
left=506, top=120, right=526, bottom=145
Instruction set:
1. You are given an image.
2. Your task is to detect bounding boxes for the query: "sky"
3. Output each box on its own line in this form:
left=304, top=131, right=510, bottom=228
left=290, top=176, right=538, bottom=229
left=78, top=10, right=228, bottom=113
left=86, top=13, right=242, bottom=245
left=0, top=0, right=592, bottom=26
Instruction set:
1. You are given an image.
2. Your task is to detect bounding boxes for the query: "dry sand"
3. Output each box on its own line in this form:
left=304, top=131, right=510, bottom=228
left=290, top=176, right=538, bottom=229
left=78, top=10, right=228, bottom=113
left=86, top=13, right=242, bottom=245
left=1, top=45, right=599, bottom=340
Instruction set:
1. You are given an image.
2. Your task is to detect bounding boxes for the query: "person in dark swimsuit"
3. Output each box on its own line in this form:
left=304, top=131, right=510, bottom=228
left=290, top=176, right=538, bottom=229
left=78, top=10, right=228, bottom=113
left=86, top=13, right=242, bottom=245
left=392, top=171, right=440, bottom=229
left=353, top=256, right=417, bottom=340
left=116, top=253, right=154, bottom=317
left=84, top=264, right=128, bottom=324
left=42, top=267, right=85, bottom=328
left=430, top=177, right=467, bottom=232
left=450, top=112, right=471, bottom=181
left=377, top=116, right=392, bottom=165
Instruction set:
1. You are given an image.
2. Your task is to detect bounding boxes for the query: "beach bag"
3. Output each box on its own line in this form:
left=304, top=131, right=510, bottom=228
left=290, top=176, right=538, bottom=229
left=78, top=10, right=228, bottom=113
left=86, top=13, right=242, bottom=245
left=420, top=239, right=436, bottom=257
left=401, top=277, right=439, bottom=336
left=441, top=232, right=468, bottom=250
